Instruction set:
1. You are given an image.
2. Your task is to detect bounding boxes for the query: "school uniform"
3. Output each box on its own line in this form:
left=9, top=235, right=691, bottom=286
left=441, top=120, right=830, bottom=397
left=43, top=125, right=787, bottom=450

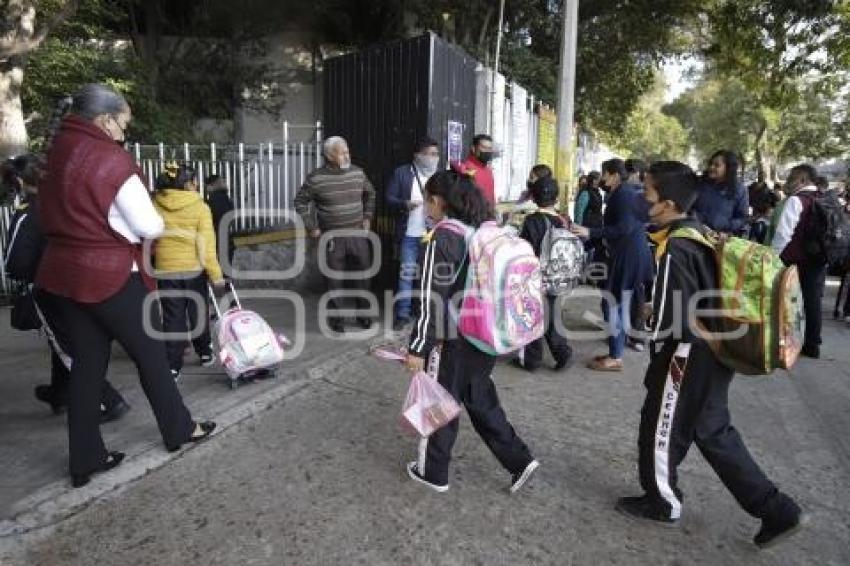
left=518, top=211, right=573, bottom=369
left=637, top=218, right=799, bottom=523
left=408, top=223, right=535, bottom=486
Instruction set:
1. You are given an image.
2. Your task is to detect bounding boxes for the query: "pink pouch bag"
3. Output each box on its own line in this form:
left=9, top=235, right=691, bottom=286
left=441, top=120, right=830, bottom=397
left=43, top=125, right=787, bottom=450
left=399, top=370, right=461, bottom=437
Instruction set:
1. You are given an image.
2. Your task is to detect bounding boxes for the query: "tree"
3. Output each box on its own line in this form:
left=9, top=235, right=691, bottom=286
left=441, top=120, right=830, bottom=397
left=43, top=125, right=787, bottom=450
left=701, top=0, right=849, bottom=180
left=605, top=77, right=688, bottom=162
left=0, top=0, right=80, bottom=158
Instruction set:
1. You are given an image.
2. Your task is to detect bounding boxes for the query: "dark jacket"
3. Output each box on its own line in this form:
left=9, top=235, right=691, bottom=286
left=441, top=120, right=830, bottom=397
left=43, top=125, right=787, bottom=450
left=5, top=197, right=46, bottom=283
left=408, top=222, right=470, bottom=360
left=692, top=179, right=749, bottom=235
left=205, top=190, right=235, bottom=238
left=649, top=218, right=718, bottom=347
left=520, top=211, right=567, bottom=256
left=36, top=115, right=152, bottom=303
left=589, top=184, right=653, bottom=300
left=385, top=164, right=422, bottom=242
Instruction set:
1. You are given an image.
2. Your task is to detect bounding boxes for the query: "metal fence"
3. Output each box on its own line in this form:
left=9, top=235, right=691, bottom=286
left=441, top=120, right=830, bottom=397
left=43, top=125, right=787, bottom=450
left=0, top=121, right=324, bottom=296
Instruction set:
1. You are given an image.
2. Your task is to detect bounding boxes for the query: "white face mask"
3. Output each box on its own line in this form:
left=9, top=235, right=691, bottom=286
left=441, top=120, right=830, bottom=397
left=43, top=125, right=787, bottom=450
left=415, top=154, right=439, bottom=175
left=338, top=158, right=351, bottom=170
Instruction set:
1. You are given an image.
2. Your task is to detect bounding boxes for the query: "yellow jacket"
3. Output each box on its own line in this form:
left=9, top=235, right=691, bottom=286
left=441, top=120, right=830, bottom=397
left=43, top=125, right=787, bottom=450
left=154, top=189, right=223, bottom=281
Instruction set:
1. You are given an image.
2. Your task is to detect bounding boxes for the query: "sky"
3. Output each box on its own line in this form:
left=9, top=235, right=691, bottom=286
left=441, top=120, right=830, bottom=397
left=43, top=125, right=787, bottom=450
left=662, top=57, right=702, bottom=102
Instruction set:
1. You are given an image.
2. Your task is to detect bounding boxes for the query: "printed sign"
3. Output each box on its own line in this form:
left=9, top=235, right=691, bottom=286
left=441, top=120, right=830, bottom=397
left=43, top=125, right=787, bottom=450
left=447, top=121, right=464, bottom=163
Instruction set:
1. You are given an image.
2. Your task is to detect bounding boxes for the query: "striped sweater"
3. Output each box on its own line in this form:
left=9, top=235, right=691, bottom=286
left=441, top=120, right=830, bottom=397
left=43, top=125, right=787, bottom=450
left=294, top=165, right=376, bottom=231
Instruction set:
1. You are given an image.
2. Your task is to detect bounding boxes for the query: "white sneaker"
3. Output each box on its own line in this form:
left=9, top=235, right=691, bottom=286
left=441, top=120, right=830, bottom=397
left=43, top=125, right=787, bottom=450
left=510, top=460, right=540, bottom=494
left=844, top=316, right=850, bottom=324
left=406, top=461, right=449, bottom=493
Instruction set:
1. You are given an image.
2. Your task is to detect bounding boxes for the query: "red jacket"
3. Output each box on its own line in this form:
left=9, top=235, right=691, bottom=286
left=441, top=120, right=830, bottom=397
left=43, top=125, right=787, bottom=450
left=453, top=154, right=495, bottom=205
left=36, top=115, right=153, bottom=303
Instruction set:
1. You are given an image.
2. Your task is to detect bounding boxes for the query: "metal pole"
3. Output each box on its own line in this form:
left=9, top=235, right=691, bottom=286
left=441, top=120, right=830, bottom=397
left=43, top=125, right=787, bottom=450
left=284, top=122, right=290, bottom=216
left=555, top=0, right=579, bottom=205
left=489, top=0, right=506, bottom=134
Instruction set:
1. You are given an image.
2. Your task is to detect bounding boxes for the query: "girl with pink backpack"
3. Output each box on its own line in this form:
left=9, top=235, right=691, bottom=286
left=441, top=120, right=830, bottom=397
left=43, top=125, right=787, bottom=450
left=404, top=170, right=540, bottom=494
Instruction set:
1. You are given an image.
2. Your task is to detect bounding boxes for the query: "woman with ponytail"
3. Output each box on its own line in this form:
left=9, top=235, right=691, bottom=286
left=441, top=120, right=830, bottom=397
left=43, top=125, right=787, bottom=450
left=36, top=84, right=215, bottom=488
left=403, top=170, right=540, bottom=494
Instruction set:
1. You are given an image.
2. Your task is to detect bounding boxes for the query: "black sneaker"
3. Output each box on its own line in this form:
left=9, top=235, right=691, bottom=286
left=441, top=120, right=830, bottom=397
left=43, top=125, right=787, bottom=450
left=554, top=347, right=574, bottom=371
left=406, top=461, right=449, bottom=493
left=755, top=498, right=807, bottom=549
left=356, top=317, right=374, bottom=330
left=615, top=495, right=678, bottom=525
left=199, top=353, right=215, bottom=367
left=100, top=400, right=131, bottom=423
left=328, top=320, right=345, bottom=334
left=510, top=460, right=540, bottom=494
left=170, top=369, right=181, bottom=382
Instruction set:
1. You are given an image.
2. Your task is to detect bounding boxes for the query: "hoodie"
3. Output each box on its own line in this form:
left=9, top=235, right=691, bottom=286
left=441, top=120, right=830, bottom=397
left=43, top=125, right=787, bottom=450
left=154, top=189, right=223, bottom=281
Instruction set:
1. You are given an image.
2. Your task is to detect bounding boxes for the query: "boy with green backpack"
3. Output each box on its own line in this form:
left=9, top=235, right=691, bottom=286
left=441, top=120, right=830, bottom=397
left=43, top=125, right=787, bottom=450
left=616, top=161, right=806, bottom=549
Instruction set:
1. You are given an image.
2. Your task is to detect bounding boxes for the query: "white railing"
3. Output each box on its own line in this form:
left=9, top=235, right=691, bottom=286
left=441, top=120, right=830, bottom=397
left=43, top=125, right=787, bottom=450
left=0, top=121, right=324, bottom=296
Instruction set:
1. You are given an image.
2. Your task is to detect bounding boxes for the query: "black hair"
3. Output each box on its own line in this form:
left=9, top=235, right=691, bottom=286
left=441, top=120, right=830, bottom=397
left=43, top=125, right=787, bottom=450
left=601, top=158, right=628, bottom=182
left=530, top=164, right=552, bottom=180
left=156, top=162, right=196, bottom=191
left=751, top=186, right=780, bottom=215
left=205, top=174, right=221, bottom=185
left=2, top=154, right=43, bottom=191
left=414, top=137, right=439, bottom=154
left=424, top=169, right=493, bottom=227
left=647, top=161, right=699, bottom=213
left=625, top=158, right=647, bottom=181
left=789, top=164, right=817, bottom=186
left=586, top=171, right=601, bottom=186
left=472, top=134, right=493, bottom=147
left=815, top=176, right=829, bottom=191
left=530, top=177, right=560, bottom=208
left=708, top=150, right=740, bottom=189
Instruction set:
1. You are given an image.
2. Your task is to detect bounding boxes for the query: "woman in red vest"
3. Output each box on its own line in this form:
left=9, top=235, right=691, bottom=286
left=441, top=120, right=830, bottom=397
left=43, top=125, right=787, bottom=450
left=36, top=84, right=216, bottom=488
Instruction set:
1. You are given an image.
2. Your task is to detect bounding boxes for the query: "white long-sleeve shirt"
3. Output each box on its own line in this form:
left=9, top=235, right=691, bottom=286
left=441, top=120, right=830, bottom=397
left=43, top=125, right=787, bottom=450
left=107, top=174, right=164, bottom=270
left=771, top=185, right=818, bottom=256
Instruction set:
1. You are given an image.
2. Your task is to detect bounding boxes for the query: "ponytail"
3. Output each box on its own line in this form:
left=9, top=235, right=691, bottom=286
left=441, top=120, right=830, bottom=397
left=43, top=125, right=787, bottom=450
left=156, top=161, right=196, bottom=192
left=424, top=169, right=494, bottom=227
left=44, top=95, right=74, bottom=152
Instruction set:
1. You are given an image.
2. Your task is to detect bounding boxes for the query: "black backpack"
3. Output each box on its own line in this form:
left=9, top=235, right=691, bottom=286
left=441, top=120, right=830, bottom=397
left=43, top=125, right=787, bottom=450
left=802, top=191, right=850, bottom=269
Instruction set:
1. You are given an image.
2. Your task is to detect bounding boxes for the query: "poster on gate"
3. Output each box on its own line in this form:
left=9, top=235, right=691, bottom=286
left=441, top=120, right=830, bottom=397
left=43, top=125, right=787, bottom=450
left=447, top=121, right=464, bottom=164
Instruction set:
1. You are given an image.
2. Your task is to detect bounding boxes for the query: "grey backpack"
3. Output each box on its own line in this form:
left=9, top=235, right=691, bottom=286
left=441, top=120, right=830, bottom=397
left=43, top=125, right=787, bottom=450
left=539, top=214, right=585, bottom=296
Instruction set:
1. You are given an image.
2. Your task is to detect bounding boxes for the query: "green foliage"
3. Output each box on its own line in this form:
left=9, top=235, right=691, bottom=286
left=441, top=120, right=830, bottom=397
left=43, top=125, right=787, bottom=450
left=606, top=79, right=689, bottom=162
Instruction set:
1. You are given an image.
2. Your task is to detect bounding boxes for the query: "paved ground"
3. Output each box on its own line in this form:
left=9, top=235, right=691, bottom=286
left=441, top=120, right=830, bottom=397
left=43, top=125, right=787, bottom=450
left=1, top=285, right=849, bottom=565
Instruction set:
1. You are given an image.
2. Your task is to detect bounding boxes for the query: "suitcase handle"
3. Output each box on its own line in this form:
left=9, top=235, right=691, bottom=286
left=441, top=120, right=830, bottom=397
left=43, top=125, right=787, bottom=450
left=208, top=279, right=241, bottom=318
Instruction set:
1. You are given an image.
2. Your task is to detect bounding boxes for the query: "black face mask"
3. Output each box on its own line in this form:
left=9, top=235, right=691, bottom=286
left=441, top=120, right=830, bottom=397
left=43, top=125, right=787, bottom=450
left=477, top=151, right=494, bottom=164
left=527, top=180, right=535, bottom=190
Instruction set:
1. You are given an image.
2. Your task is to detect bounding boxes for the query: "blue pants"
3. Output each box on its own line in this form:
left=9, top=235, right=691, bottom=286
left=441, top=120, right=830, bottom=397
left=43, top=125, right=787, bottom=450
left=395, top=235, right=423, bottom=321
left=603, top=291, right=632, bottom=359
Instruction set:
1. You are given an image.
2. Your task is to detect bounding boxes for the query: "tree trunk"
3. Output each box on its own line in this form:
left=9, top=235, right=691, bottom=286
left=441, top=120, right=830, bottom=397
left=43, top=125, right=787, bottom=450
left=0, top=62, right=28, bottom=158
left=755, top=123, right=769, bottom=183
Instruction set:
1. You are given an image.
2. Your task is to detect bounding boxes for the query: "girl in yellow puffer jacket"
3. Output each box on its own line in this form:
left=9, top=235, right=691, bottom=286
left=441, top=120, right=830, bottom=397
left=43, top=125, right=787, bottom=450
left=154, top=163, right=224, bottom=380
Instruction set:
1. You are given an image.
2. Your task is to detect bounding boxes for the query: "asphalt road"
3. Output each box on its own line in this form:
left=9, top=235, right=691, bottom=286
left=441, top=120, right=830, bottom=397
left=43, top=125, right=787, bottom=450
left=3, top=313, right=849, bottom=565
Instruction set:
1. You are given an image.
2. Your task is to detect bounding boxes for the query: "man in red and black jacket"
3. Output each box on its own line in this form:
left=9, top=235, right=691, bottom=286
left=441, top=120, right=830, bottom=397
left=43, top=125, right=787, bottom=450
left=451, top=134, right=495, bottom=206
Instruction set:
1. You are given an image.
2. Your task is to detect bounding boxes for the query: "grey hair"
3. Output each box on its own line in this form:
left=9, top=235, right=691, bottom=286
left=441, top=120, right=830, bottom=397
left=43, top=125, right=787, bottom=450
left=323, top=136, right=348, bottom=158
left=70, top=83, right=129, bottom=120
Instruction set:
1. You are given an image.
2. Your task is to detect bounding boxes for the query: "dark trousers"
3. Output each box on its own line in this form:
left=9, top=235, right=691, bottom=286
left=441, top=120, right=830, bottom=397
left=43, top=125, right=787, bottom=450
left=421, top=338, right=534, bottom=485
left=524, top=295, right=571, bottom=369
left=34, top=289, right=124, bottom=410
left=158, top=275, right=212, bottom=371
left=638, top=340, right=780, bottom=520
left=798, top=262, right=826, bottom=350
left=52, top=275, right=194, bottom=475
left=324, top=233, right=372, bottom=322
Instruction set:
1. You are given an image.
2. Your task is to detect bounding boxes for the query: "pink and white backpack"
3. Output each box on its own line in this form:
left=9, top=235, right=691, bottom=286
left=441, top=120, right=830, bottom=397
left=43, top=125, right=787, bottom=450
left=437, top=219, right=545, bottom=355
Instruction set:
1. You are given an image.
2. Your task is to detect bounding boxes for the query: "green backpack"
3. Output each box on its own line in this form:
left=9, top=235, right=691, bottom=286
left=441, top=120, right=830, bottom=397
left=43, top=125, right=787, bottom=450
left=671, top=227, right=805, bottom=375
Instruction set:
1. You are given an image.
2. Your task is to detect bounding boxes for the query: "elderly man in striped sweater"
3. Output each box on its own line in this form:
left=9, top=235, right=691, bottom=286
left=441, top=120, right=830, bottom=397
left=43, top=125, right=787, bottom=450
left=295, top=136, right=376, bottom=334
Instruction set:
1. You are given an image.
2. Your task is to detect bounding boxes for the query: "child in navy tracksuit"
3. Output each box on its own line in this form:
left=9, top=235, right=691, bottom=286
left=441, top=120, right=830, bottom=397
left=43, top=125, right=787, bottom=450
left=404, top=170, right=539, bottom=494
left=515, top=177, right=573, bottom=371
left=616, top=161, right=805, bottom=550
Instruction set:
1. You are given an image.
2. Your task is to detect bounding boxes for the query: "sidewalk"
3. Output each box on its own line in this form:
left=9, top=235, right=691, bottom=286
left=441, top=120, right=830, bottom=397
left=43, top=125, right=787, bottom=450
left=0, top=293, right=381, bottom=534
